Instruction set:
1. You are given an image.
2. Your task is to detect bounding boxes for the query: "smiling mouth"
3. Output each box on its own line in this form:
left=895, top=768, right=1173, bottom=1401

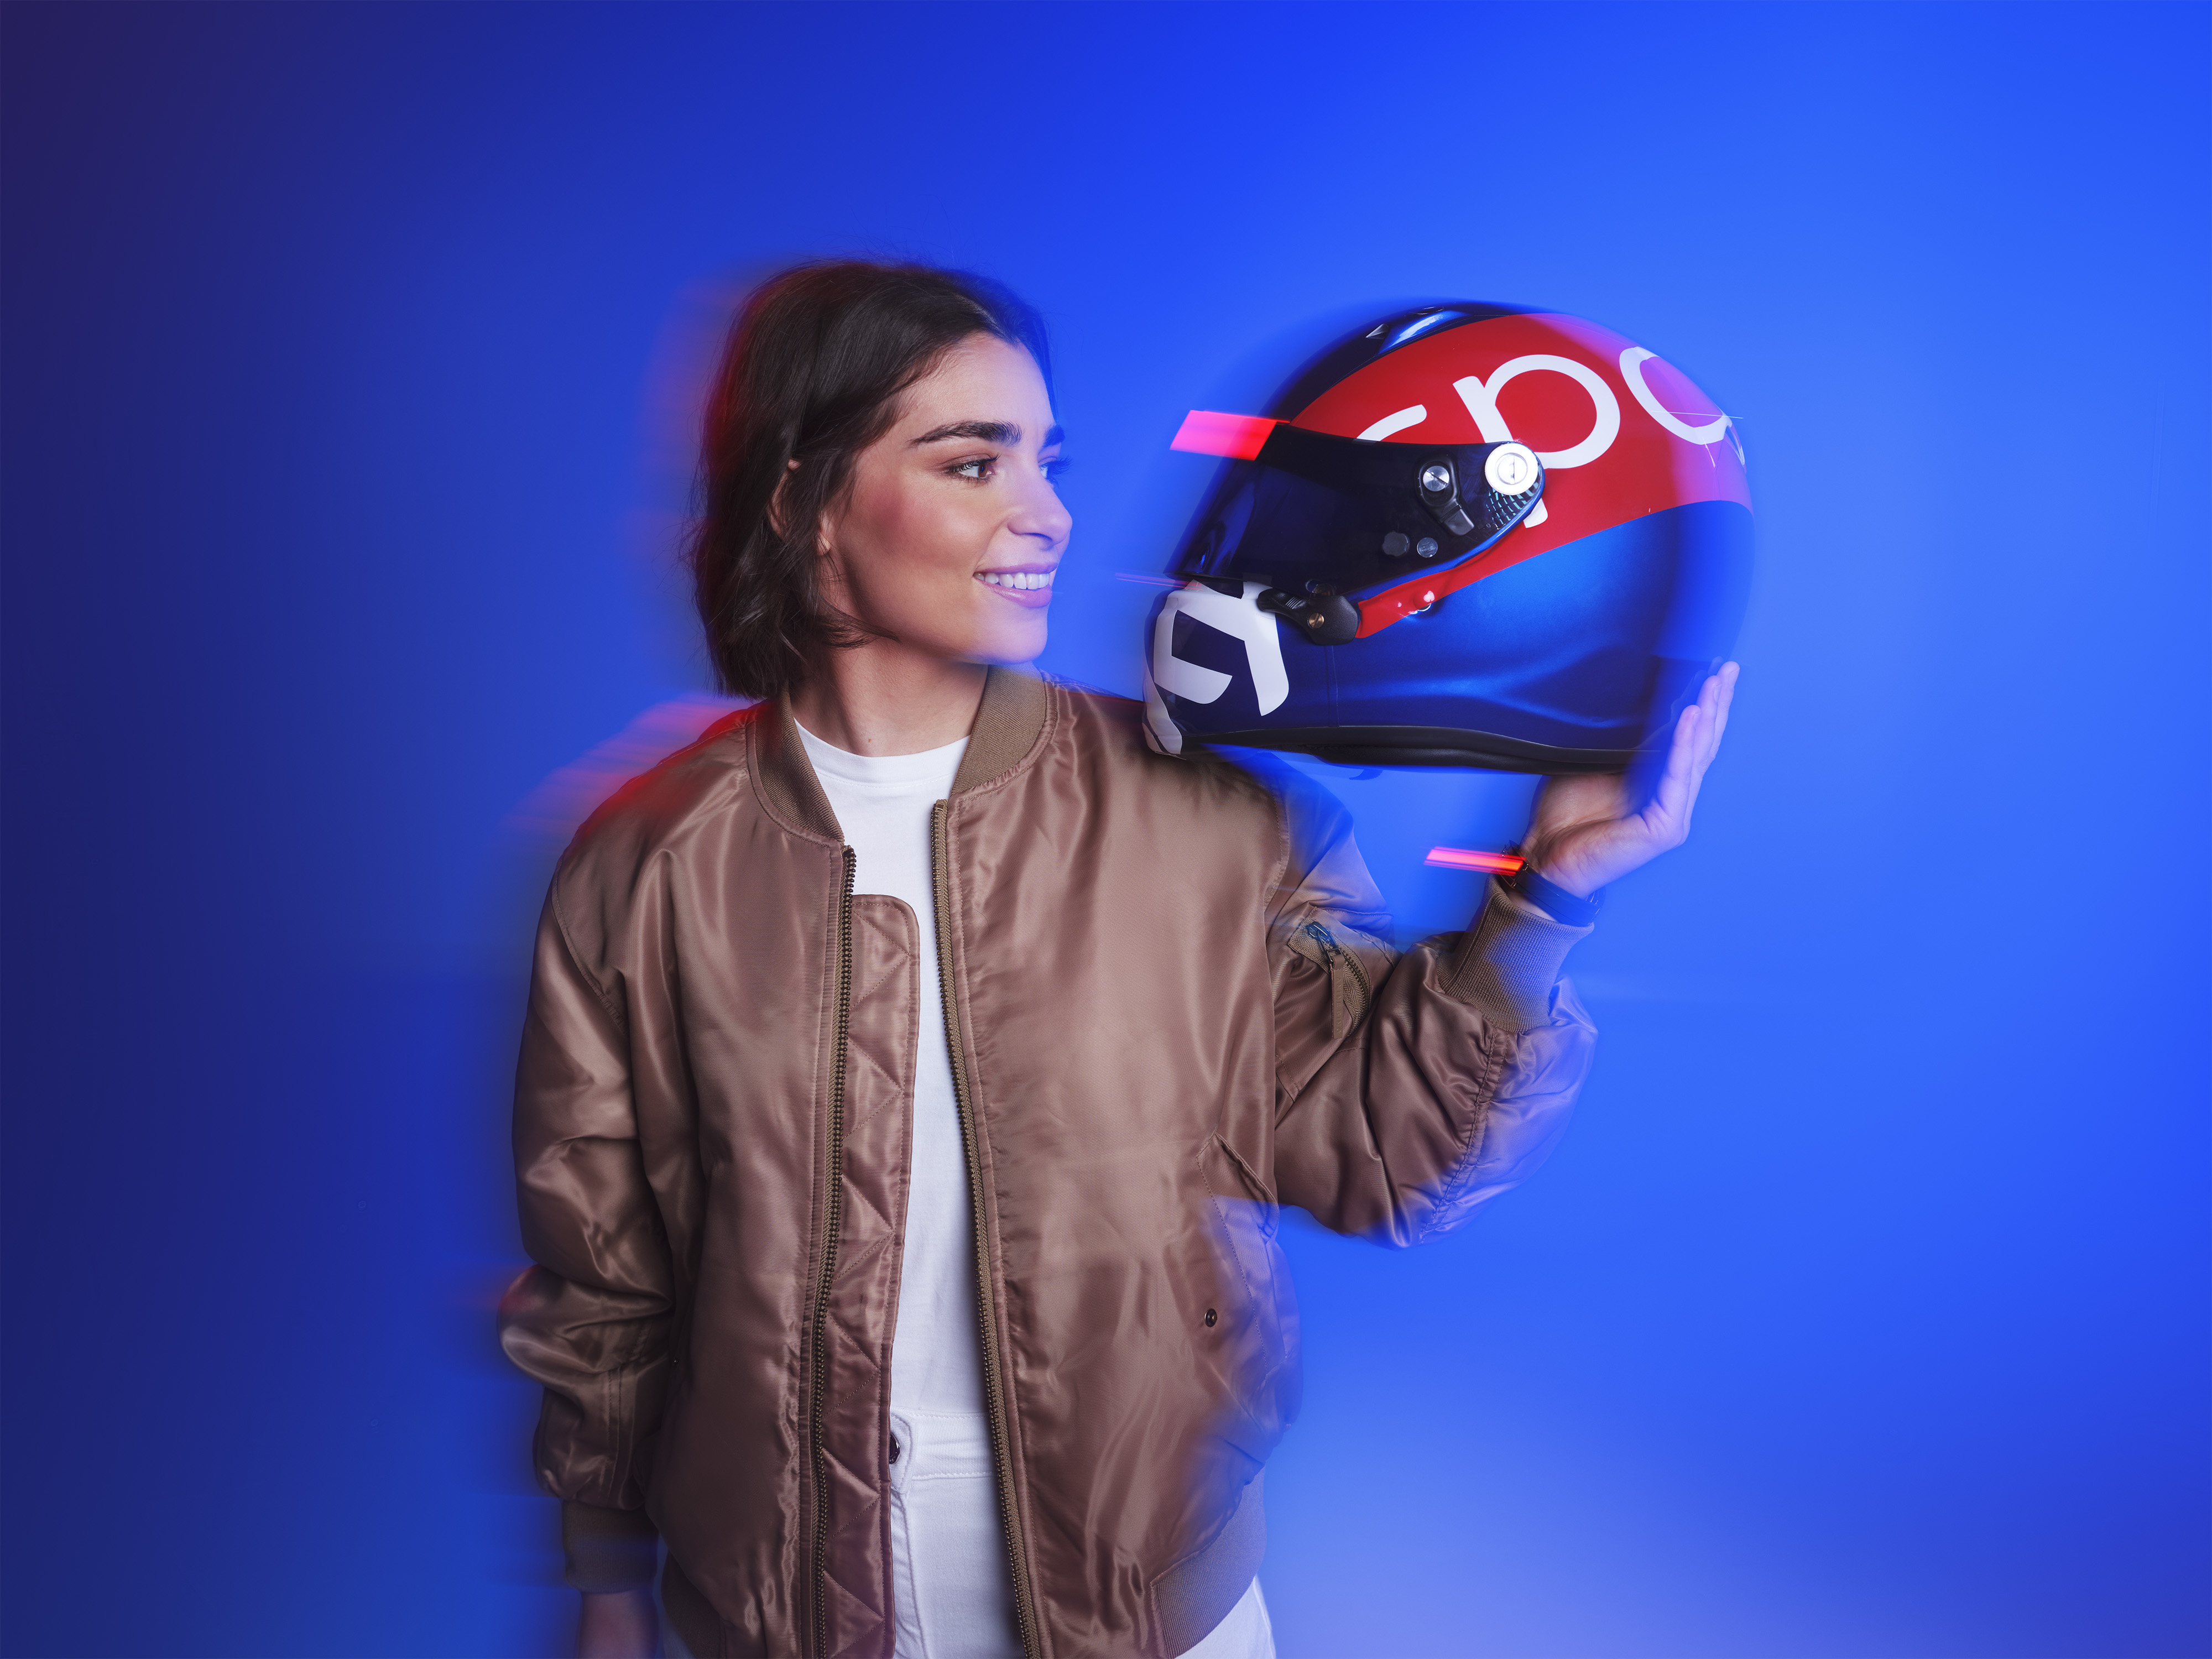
left=979, top=568, right=1056, bottom=591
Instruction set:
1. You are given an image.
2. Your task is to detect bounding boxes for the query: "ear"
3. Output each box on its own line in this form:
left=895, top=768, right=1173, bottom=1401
left=770, top=459, right=834, bottom=556
left=766, top=458, right=798, bottom=537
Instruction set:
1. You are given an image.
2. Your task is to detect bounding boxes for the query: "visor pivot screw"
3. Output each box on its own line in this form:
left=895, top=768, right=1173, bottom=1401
left=1484, top=442, right=1539, bottom=496
left=1420, top=464, right=1452, bottom=494
left=1381, top=531, right=1410, bottom=557
left=1415, top=537, right=1439, bottom=559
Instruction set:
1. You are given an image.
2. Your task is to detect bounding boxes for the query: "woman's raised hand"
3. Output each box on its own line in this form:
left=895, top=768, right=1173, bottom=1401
left=1522, top=664, right=1739, bottom=900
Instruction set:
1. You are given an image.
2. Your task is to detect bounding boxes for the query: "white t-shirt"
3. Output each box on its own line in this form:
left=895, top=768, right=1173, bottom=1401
left=799, top=723, right=985, bottom=1420
left=792, top=722, right=1271, bottom=1659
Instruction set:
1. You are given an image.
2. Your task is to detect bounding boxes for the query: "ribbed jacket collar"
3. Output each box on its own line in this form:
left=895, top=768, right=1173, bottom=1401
left=748, top=666, right=1052, bottom=843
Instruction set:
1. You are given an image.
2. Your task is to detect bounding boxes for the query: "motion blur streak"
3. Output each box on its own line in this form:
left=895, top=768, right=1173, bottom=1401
left=1425, top=849, right=1527, bottom=875
left=2, top=5, right=2204, bottom=1658
left=505, top=695, right=747, bottom=846
left=1171, top=410, right=1281, bottom=459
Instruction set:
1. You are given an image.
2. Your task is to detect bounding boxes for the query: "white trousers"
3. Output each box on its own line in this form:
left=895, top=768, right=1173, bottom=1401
left=661, top=1411, right=1273, bottom=1659
left=886, top=1410, right=1023, bottom=1659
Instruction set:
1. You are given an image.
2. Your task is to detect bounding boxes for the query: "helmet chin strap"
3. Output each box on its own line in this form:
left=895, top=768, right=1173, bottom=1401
left=1254, top=587, right=1360, bottom=645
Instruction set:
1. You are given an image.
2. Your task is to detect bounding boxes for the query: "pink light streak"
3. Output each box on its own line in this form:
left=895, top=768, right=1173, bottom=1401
left=1424, top=847, right=1526, bottom=874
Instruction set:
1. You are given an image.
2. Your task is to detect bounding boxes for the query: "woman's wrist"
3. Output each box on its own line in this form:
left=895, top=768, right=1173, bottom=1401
left=1529, top=860, right=1597, bottom=900
left=1508, top=864, right=1603, bottom=928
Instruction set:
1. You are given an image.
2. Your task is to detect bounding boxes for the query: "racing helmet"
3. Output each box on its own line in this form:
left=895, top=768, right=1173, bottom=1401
left=1141, top=304, right=1752, bottom=770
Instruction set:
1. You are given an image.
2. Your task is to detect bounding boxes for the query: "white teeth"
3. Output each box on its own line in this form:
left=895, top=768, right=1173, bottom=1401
left=983, top=570, right=1055, bottom=591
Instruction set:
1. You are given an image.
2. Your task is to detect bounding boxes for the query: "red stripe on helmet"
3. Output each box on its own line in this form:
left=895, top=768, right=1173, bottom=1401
left=1169, top=410, right=1279, bottom=460
left=1352, top=531, right=1555, bottom=639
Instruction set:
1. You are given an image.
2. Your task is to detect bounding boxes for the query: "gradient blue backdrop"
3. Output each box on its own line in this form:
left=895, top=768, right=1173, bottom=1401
left=3, top=4, right=2205, bottom=1656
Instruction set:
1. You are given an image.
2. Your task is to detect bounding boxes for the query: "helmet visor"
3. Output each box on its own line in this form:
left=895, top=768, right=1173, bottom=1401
left=1167, top=414, right=1545, bottom=597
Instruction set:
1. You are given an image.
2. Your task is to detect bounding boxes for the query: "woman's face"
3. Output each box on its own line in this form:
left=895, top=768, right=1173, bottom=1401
left=817, top=334, right=1070, bottom=667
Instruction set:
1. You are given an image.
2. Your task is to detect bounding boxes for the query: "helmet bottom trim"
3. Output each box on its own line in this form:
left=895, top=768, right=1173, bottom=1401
left=1198, top=724, right=1644, bottom=774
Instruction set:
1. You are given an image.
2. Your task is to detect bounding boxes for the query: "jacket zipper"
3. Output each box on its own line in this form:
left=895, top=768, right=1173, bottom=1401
left=810, top=845, right=858, bottom=1659
left=931, top=799, right=1042, bottom=1659
left=1304, top=919, right=1370, bottom=1012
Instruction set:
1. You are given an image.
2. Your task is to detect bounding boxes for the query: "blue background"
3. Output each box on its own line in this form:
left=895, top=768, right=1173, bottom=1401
left=3, top=4, right=2205, bottom=1655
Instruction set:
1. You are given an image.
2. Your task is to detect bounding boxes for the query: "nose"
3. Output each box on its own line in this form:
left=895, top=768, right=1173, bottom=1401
left=1009, top=462, right=1073, bottom=550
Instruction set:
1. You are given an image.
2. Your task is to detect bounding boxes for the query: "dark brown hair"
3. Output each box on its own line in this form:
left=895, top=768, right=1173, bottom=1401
left=688, top=260, right=1051, bottom=700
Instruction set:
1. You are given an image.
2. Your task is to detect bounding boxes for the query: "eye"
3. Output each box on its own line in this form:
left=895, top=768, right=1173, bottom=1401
left=1040, top=453, right=1067, bottom=483
left=948, top=455, right=996, bottom=481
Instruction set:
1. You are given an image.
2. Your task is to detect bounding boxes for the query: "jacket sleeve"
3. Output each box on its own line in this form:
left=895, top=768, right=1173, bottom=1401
left=496, top=878, right=674, bottom=1590
left=1265, top=780, right=1599, bottom=1244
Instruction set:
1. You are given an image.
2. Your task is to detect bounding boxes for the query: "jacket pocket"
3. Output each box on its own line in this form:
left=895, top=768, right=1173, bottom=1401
left=1198, top=1134, right=1300, bottom=1450
left=1282, top=916, right=1379, bottom=1043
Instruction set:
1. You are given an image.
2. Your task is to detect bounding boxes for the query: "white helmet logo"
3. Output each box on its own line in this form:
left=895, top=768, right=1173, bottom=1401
left=1150, top=581, right=1290, bottom=716
left=1452, top=355, right=1622, bottom=470
left=1618, top=347, right=1734, bottom=446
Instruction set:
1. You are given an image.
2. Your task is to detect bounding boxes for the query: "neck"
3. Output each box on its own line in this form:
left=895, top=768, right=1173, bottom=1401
left=788, top=640, right=988, bottom=757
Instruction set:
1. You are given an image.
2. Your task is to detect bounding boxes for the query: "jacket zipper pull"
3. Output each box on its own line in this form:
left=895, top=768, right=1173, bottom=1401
left=1303, top=920, right=1340, bottom=963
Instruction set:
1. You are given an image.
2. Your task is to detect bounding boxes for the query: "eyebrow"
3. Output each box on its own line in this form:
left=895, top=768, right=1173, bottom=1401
left=910, top=421, right=1067, bottom=448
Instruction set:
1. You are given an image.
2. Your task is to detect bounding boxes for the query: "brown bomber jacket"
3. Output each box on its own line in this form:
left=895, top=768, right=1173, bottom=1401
left=498, top=669, right=1598, bottom=1659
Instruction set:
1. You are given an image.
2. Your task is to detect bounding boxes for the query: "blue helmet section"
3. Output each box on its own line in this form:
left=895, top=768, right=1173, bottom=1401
left=1149, top=499, right=1751, bottom=771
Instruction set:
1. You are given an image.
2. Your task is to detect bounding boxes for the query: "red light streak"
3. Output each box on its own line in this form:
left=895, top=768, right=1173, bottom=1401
left=1424, top=847, right=1526, bottom=874
left=1170, top=410, right=1280, bottom=460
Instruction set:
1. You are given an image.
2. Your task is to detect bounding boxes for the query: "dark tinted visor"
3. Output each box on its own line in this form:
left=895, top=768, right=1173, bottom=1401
left=1167, top=414, right=1544, bottom=596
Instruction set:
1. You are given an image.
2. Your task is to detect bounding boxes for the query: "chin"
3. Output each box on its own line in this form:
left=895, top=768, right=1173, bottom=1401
left=968, top=616, right=1049, bottom=666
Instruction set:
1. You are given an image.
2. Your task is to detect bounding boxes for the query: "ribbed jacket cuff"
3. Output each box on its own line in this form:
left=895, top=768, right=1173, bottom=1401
left=1442, top=878, right=1595, bottom=1028
left=562, top=1500, right=659, bottom=1593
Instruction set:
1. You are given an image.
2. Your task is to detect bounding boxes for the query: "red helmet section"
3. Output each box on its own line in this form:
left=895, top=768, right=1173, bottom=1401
left=1285, top=313, right=1750, bottom=636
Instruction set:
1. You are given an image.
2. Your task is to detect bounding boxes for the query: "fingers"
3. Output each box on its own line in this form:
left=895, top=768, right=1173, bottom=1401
left=1690, top=677, right=1725, bottom=779
left=1663, top=665, right=1739, bottom=828
left=1647, top=696, right=1702, bottom=830
left=1688, top=664, right=1738, bottom=779
left=1693, top=677, right=1724, bottom=776
left=1546, top=666, right=1738, bottom=880
left=1707, top=661, right=1738, bottom=760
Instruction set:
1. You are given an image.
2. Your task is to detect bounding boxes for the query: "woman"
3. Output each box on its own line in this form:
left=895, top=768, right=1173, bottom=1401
left=499, top=262, right=1736, bottom=1659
